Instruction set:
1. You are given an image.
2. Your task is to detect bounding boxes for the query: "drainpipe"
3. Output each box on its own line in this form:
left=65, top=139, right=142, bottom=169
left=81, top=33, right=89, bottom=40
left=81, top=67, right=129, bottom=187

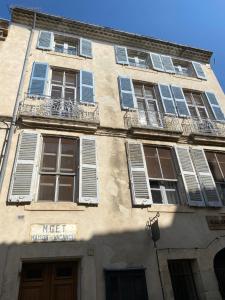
left=0, top=11, right=37, bottom=191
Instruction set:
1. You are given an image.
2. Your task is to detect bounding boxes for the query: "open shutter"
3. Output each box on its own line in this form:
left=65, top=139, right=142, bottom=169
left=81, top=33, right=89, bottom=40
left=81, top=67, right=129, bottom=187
left=37, top=31, right=54, bottom=50
left=158, top=84, right=177, bottom=115
left=175, top=147, right=205, bottom=207
left=79, top=70, right=95, bottom=104
left=192, top=62, right=207, bottom=80
left=79, top=136, right=98, bottom=204
left=190, top=148, right=222, bottom=207
left=161, top=55, right=175, bottom=73
left=28, top=62, right=49, bottom=96
left=115, top=46, right=129, bottom=65
left=80, top=38, right=92, bottom=58
left=171, top=85, right=190, bottom=117
left=126, top=142, right=152, bottom=206
left=150, top=53, right=164, bottom=71
left=205, top=92, right=225, bottom=121
left=8, top=131, right=40, bottom=203
left=118, top=76, right=136, bottom=109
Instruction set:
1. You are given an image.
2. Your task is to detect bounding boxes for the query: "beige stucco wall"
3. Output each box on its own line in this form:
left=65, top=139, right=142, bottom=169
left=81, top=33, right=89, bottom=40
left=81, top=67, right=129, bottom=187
left=0, top=23, right=225, bottom=300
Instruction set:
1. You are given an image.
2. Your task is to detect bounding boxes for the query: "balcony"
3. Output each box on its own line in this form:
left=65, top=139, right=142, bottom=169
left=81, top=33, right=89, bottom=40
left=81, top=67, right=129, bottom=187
left=19, top=94, right=99, bottom=131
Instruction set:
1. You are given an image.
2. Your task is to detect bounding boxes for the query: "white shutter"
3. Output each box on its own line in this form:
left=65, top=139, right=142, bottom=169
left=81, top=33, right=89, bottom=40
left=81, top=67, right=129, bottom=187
left=79, top=70, right=95, bottom=104
left=80, top=38, right=92, bottom=58
left=8, top=131, right=41, bottom=203
left=175, top=147, right=205, bottom=207
left=171, top=85, right=190, bottom=117
left=79, top=136, right=98, bottom=204
left=126, top=142, right=152, bottom=206
left=118, top=76, right=137, bottom=109
left=115, top=46, right=129, bottom=65
left=205, top=92, right=225, bottom=121
left=190, top=148, right=222, bottom=207
left=37, top=31, right=54, bottom=50
left=150, top=53, right=164, bottom=71
left=192, top=62, right=207, bottom=80
left=158, top=84, right=177, bottom=115
left=161, top=55, right=175, bottom=73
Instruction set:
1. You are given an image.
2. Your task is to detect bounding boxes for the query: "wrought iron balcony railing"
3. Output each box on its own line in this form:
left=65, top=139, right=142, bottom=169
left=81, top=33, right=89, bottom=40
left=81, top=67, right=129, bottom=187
left=19, top=94, right=99, bottom=124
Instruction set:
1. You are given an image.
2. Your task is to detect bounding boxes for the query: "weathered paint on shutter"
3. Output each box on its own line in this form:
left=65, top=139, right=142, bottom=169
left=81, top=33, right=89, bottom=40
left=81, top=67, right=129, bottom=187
left=161, top=55, right=175, bottom=73
left=118, top=76, right=137, bottom=109
left=79, top=136, right=98, bottom=204
left=205, top=92, right=225, bottom=121
left=150, top=53, right=164, bottom=71
left=190, top=148, right=222, bottom=207
left=158, top=84, right=177, bottom=115
left=8, top=131, right=41, bottom=203
left=80, top=38, right=93, bottom=58
left=171, top=85, right=190, bottom=117
left=192, top=62, right=207, bottom=80
left=175, top=147, right=205, bottom=207
left=126, top=142, right=152, bottom=206
left=28, top=62, right=49, bottom=96
left=37, top=31, right=54, bottom=50
left=79, top=70, right=95, bottom=104
left=115, top=46, right=129, bottom=65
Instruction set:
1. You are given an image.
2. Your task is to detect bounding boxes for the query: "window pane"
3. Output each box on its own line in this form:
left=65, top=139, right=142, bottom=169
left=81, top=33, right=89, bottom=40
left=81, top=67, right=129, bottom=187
left=189, top=107, right=198, bottom=118
left=150, top=181, right=163, bottom=204
left=58, top=176, right=74, bottom=202
left=60, top=138, right=76, bottom=172
left=158, top=148, right=176, bottom=179
left=52, top=71, right=63, bottom=84
left=144, top=146, right=162, bottom=178
left=193, top=93, right=204, bottom=106
left=65, top=73, right=76, bottom=86
left=198, top=107, right=208, bottom=119
left=51, top=86, right=62, bottom=99
left=184, top=93, right=193, bottom=104
left=206, top=152, right=223, bottom=181
left=216, top=153, right=225, bottom=178
left=134, top=84, right=143, bottom=97
left=164, top=182, right=178, bottom=204
left=41, top=137, right=58, bottom=172
left=65, top=88, right=75, bottom=100
left=55, top=44, right=64, bottom=53
left=38, top=175, right=56, bottom=201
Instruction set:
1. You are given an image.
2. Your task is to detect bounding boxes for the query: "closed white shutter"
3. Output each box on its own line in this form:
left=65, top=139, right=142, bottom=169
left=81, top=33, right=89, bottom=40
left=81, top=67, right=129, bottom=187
left=171, top=85, right=190, bottom=117
left=175, top=147, right=205, bottom=207
left=190, top=148, right=222, bottom=207
left=115, top=46, right=129, bottom=65
left=158, top=84, right=177, bottom=115
left=118, top=76, right=137, bottom=109
left=126, top=142, right=152, bottom=206
left=205, top=92, right=225, bottom=121
left=79, top=70, right=95, bottom=104
left=150, top=53, right=164, bottom=71
left=161, top=55, right=175, bottom=73
left=80, top=38, right=93, bottom=58
left=28, top=62, right=49, bottom=96
left=192, top=62, right=207, bottom=80
left=37, top=31, right=54, bottom=50
left=8, top=131, right=41, bottom=203
left=79, top=136, right=98, bottom=204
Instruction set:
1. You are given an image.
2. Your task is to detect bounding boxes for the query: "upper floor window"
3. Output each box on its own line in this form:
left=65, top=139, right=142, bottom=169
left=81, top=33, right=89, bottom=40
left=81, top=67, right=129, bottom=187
left=127, top=49, right=149, bottom=69
left=54, top=35, right=78, bottom=56
left=184, top=91, right=210, bottom=120
left=173, top=59, right=195, bottom=77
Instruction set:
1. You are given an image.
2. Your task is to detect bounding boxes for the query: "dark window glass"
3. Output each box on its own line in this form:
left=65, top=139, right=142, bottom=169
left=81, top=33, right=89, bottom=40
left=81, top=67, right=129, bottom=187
left=38, top=175, right=56, bottom=201
left=144, top=146, right=161, bottom=178
left=60, top=138, right=76, bottom=173
left=23, top=264, right=44, bottom=280
left=158, top=148, right=176, bottom=179
left=41, top=137, right=58, bottom=172
left=58, top=176, right=74, bottom=202
left=206, top=152, right=223, bottom=182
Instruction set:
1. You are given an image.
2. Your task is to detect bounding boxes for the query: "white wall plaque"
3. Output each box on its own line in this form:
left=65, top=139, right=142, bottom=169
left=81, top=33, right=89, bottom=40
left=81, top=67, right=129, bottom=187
left=31, top=224, right=77, bottom=242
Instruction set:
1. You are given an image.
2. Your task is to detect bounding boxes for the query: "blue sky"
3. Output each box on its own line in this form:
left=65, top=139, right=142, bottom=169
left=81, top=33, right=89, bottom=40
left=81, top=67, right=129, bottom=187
left=1, top=0, right=225, bottom=91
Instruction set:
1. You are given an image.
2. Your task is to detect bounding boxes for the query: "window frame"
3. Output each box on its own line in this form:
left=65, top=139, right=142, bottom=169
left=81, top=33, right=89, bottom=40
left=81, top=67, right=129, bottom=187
left=184, top=91, right=210, bottom=120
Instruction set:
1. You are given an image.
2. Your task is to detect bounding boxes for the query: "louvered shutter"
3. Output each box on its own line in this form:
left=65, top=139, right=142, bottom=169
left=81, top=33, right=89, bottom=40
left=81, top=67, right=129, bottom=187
left=126, top=142, right=152, bottom=206
left=192, top=62, right=207, bottom=80
left=171, top=85, right=190, bottom=117
left=158, top=84, right=177, bottom=115
left=28, top=62, right=49, bottom=96
left=8, top=131, right=40, bottom=203
left=175, top=147, right=205, bottom=207
left=161, top=55, right=175, bottom=73
left=118, top=76, right=137, bottom=109
left=80, top=38, right=92, bottom=58
left=115, top=46, right=129, bottom=65
left=37, top=31, right=54, bottom=50
left=205, top=92, right=225, bottom=121
left=79, top=70, right=95, bottom=104
left=190, top=148, right=222, bottom=207
left=79, top=136, right=98, bottom=204
left=150, top=53, right=164, bottom=71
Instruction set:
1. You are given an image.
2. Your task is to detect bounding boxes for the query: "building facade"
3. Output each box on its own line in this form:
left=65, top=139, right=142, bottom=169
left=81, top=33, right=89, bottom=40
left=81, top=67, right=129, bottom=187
left=0, top=6, right=225, bottom=300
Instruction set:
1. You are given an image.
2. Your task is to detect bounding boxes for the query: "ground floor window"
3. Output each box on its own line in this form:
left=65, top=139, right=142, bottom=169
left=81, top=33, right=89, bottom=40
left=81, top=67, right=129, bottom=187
left=105, top=269, right=148, bottom=300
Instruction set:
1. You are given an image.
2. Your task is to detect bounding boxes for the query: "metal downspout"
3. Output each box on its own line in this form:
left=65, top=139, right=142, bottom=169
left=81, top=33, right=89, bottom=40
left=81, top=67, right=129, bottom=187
left=0, top=12, right=37, bottom=191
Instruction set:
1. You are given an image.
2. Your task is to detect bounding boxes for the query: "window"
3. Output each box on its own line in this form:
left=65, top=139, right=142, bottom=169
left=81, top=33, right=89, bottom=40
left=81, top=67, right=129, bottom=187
left=127, top=49, right=149, bottom=69
left=144, top=146, right=179, bottom=204
left=184, top=91, right=209, bottom=120
left=105, top=270, right=148, bottom=300
left=205, top=151, right=225, bottom=205
left=173, top=59, right=194, bottom=77
left=54, top=35, right=78, bottom=56
left=38, top=137, right=78, bottom=202
left=134, top=83, right=162, bottom=127
left=168, top=260, right=199, bottom=300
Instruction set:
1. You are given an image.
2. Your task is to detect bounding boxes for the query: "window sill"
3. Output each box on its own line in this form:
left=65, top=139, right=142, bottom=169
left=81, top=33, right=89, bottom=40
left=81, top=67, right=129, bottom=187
left=24, top=202, right=86, bottom=211
left=47, top=51, right=85, bottom=60
left=148, top=204, right=195, bottom=213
